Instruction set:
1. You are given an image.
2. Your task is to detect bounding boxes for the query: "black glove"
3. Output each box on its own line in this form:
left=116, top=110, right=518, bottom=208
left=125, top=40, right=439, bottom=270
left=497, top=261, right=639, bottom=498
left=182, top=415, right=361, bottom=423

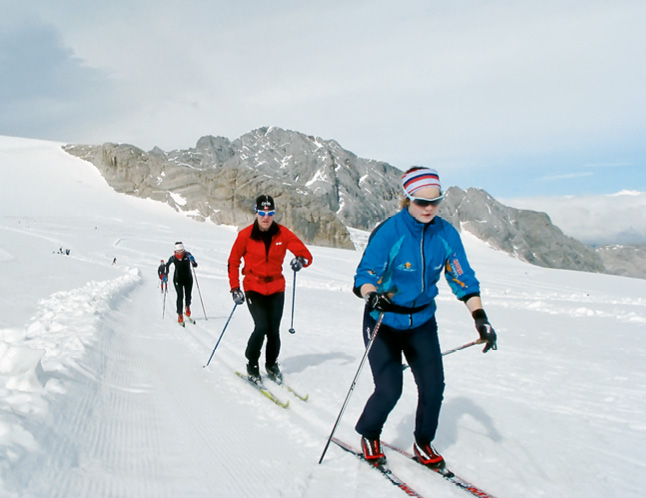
left=290, top=256, right=307, bottom=272
left=472, top=309, right=497, bottom=353
left=365, top=291, right=395, bottom=312
left=231, top=287, right=245, bottom=305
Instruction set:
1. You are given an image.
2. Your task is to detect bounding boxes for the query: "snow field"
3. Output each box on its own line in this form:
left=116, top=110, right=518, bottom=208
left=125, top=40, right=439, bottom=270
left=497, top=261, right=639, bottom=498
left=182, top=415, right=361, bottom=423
left=1, top=136, right=645, bottom=497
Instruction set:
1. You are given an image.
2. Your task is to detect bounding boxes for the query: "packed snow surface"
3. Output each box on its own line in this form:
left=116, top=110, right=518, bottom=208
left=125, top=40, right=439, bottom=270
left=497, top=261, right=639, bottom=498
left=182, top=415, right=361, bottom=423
left=1, top=136, right=645, bottom=497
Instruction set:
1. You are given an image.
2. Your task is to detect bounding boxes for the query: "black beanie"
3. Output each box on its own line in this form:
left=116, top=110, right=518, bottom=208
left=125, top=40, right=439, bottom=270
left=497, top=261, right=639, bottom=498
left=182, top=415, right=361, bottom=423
left=255, top=194, right=275, bottom=211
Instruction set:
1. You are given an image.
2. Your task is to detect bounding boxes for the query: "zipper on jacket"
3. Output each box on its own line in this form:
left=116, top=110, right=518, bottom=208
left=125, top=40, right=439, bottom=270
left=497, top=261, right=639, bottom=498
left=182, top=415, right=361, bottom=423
left=420, top=224, right=427, bottom=294
left=411, top=224, right=429, bottom=329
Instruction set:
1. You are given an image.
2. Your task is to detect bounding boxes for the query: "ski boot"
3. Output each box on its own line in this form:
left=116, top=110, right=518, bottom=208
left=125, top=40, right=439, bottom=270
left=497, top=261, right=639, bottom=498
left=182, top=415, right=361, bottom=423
left=265, top=363, right=283, bottom=382
left=413, top=441, right=445, bottom=469
left=361, top=436, right=387, bottom=466
left=246, top=363, right=261, bottom=383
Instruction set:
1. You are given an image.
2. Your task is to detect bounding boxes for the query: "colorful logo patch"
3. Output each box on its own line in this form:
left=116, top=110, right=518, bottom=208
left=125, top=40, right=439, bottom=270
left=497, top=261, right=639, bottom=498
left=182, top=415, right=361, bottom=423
left=397, top=262, right=415, bottom=271
left=450, top=258, right=464, bottom=276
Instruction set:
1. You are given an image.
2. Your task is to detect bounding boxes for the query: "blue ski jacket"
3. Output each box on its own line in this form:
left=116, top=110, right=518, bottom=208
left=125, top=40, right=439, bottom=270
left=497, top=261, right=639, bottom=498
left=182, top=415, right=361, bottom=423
left=354, top=209, right=480, bottom=330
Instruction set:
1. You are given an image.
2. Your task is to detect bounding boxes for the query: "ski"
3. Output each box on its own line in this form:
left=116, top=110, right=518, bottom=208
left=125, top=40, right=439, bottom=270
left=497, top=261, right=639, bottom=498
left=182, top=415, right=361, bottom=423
left=186, top=316, right=196, bottom=325
left=234, top=371, right=290, bottom=409
left=178, top=321, right=185, bottom=328
left=331, top=438, right=424, bottom=498
left=267, top=376, right=309, bottom=401
left=382, top=442, right=498, bottom=498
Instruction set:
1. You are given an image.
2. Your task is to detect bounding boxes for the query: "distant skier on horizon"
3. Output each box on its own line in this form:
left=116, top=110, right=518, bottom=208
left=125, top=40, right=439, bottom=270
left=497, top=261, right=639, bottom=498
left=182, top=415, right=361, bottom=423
left=158, top=259, right=168, bottom=294
left=165, top=242, right=198, bottom=326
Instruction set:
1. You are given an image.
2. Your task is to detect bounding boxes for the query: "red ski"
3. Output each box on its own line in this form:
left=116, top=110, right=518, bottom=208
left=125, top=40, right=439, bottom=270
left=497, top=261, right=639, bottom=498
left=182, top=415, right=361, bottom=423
left=383, top=442, right=499, bottom=498
left=331, top=438, right=424, bottom=497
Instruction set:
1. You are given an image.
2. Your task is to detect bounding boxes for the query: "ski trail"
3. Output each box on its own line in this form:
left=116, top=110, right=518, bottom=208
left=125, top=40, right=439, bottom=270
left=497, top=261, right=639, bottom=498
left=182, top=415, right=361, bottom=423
left=2, top=257, right=427, bottom=497
left=17, top=273, right=347, bottom=497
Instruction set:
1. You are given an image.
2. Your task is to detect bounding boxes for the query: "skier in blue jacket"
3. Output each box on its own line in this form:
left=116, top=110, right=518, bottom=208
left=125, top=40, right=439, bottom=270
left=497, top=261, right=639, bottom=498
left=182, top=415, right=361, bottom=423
left=353, top=166, right=497, bottom=469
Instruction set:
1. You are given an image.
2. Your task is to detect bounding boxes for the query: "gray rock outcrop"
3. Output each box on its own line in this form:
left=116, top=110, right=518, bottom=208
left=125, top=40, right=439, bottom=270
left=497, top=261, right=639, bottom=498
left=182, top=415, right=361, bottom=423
left=64, top=127, right=403, bottom=249
left=595, top=244, right=646, bottom=279
left=439, top=187, right=606, bottom=273
left=63, top=126, right=645, bottom=278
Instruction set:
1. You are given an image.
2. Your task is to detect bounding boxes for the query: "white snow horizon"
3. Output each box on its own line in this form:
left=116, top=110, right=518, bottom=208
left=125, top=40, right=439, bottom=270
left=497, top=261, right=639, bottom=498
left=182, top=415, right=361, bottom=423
left=1, top=136, right=645, bottom=497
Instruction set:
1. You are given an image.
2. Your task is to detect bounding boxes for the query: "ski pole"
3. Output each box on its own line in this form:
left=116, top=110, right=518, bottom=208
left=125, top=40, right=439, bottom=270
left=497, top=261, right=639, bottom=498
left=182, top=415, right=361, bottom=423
left=399, top=338, right=486, bottom=372
left=441, top=338, right=485, bottom=356
left=162, top=285, right=167, bottom=319
left=318, top=312, right=385, bottom=464
left=192, top=266, right=207, bottom=320
left=204, top=303, right=238, bottom=367
left=288, top=270, right=297, bottom=334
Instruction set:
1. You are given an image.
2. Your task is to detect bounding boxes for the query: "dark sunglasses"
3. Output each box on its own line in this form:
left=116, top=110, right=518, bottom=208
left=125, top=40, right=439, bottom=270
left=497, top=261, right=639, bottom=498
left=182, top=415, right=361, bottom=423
left=406, top=193, right=444, bottom=207
left=256, top=210, right=275, bottom=217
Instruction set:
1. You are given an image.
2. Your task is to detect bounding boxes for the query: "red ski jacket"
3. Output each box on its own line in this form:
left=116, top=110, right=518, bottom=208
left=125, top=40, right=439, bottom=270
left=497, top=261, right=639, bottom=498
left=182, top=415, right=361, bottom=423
left=228, top=222, right=313, bottom=295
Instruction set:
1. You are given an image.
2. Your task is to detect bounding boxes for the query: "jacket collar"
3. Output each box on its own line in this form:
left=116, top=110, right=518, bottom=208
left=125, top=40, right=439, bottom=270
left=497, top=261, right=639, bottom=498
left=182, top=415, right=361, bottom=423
left=251, top=219, right=279, bottom=241
left=398, top=207, right=436, bottom=233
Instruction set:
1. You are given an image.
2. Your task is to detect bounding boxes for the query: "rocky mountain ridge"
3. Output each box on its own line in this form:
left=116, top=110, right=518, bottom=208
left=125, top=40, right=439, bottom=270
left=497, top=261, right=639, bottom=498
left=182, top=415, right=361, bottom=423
left=64, top=127, right=403, bottom=250
left=63, top=127, right=644, bottom=278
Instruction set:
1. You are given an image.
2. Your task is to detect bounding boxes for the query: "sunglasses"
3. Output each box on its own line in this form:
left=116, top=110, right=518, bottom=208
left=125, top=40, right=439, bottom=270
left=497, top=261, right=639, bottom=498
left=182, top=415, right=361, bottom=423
left=256, top=210, right=275, bottom=217
left=406, top=192, right=444, bottom=207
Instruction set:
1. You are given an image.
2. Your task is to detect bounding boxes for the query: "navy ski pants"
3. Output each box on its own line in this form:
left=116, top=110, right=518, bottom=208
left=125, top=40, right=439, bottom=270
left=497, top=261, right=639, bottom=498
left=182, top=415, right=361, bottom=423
left=355, top=308, right=445, bottom=444
left=245, top=291, right=285, bottom=368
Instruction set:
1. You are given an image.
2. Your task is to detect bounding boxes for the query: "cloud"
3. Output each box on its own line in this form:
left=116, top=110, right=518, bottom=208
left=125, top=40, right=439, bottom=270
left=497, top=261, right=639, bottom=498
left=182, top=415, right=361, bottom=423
left=0, top=7, right=130, bottom=143
left=1, top=0, right=645, bottom=196
left=502, top=191, right=646, bottom=246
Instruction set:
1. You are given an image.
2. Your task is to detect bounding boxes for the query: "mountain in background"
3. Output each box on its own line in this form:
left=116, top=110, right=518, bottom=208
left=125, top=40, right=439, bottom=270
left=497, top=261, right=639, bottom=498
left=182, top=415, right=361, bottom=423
left=63, top=126, right=644, bottom=278
left=65, top=127, right=402, bottom=250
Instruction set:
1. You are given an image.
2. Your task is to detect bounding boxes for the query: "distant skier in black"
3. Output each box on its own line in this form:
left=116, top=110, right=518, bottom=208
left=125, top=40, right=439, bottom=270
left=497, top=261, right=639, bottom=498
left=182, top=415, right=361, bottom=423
left=165, top=242, right=198, bottom=325
left=158, top=259, right=168, bottom=293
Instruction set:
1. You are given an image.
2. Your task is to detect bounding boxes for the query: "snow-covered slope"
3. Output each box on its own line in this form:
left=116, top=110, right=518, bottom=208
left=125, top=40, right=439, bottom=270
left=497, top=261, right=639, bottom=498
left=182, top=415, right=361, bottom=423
left=1, top=136, right=645, bottom=497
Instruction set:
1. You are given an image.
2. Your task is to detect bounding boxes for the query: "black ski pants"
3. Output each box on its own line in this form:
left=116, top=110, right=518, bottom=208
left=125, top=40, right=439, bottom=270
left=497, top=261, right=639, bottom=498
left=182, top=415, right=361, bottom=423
left=244, top=291, right=285, bottom=368
left=355, top=308, right=445, bottom=445
left=174, top=277, right=193, bottom=315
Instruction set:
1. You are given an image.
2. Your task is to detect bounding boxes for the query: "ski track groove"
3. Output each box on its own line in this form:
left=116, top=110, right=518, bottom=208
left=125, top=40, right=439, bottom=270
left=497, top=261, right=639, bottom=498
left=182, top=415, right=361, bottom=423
left=9, top=267, right=404, bottom=498
left=51, top=281, right=309, bottom=497
left=42, top=315, right=173, bottom=497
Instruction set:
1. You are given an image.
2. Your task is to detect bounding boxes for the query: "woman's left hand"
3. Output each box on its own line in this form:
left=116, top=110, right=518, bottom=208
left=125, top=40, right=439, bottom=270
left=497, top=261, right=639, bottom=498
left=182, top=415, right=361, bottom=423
left=472, top=309, right=497, bottom=352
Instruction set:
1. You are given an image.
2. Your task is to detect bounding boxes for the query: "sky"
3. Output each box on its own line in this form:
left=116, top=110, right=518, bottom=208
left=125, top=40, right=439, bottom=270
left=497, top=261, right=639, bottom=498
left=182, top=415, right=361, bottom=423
left=1, top=136, right=645, bottom=497
left=1, top=1, right=645, bottom=200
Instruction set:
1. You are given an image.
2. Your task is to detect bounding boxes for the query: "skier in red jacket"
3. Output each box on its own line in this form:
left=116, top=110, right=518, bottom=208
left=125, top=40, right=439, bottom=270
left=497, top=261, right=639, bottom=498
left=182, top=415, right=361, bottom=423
left=228, top=195, right=313, bottom=382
